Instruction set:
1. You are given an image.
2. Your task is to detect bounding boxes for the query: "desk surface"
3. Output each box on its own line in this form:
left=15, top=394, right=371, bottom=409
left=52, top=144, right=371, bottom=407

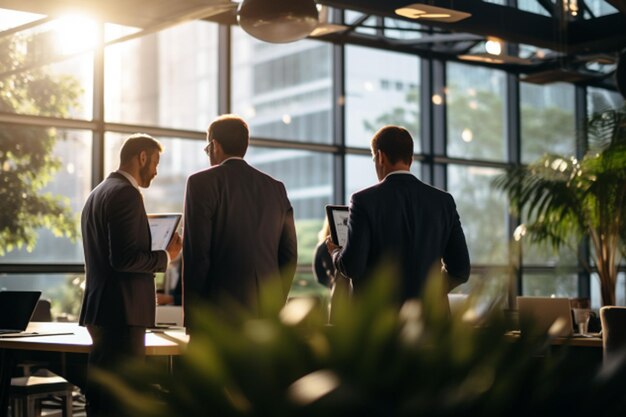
left=0, top=322, right=188, bottom=356
left=506, top=330, right=602, bottom=348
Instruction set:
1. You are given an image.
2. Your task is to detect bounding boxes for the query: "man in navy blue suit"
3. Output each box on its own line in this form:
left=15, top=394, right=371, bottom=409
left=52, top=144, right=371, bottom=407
left=326, top=125, right=470, bottom=302
left=80, top=134, right=182, bottom=416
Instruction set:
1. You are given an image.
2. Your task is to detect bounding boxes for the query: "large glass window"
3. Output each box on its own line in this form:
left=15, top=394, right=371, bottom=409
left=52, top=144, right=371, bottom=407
left=345, top=46, right=420, bottom=150
left=0, top=273, right=85, bottom=321
left=0, top=17, right=93, bottom=120
left=231, top=27, right=333, bottom=144
left=520, top=82, right=576, bottom=163
left=345, top=154, right=421, bottom=200
left=104, top=133, right=210, bottom=213
left=105, top=21, right=219, bottom=131
left=447, top=63, right=506, bottom=161
left=1, top=127, right=91, bottom=264
left=591, top=272, right=625, bottom=309
left=522, top=273, right=578, bottom=297
left=447, top=165, right=508, bottom=264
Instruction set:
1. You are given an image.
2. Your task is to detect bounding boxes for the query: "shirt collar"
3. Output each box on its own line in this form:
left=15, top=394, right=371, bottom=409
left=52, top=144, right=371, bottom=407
left=116, top=169, right=140, bottom=190
left=220, top=156, right=245, bottom=165
left=383, top=170, right=414, bottom=181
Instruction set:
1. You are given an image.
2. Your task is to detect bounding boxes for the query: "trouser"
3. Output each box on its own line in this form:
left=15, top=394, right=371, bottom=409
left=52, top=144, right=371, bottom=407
left=85, top=325, right=146, bottom=417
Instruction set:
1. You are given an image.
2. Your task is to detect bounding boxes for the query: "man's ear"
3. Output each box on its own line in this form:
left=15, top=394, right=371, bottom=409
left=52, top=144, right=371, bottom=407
left=138, top=150, right=147, bottom=166
left=377, top=150, right=387, bottom=165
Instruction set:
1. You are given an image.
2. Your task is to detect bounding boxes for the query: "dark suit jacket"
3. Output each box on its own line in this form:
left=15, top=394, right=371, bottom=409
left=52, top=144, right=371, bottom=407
left=182, top=159, right=298, bottom=319
left=333, top=173, right=470, bottom=301
left=79, top=172, right=168, bottom=327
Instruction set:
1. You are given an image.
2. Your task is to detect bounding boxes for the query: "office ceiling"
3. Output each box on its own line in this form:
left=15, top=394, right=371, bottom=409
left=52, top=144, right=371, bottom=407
left=3, top=0, right=626, bottom=90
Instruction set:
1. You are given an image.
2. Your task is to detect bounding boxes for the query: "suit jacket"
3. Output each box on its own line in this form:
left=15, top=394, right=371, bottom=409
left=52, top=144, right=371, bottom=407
left=334, top=172, right=470, bottom=301
left=79, top=172, right=168, bottom=327
left=182, top=159, right=298, bottom=319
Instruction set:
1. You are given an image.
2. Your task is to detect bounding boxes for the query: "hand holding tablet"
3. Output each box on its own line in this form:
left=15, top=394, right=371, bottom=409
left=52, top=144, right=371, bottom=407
left=147, top=213, right=182, bottom=251
left=325, top=205, right=349, bottom=247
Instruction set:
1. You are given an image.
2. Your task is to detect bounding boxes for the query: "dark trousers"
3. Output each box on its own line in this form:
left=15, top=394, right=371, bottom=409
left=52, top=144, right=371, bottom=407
left=85, top=325, right=146, bottom=417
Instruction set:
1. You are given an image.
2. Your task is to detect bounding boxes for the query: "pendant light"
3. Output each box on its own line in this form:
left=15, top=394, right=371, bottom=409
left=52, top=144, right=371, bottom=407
left=237, top=0, right=319, bottom=43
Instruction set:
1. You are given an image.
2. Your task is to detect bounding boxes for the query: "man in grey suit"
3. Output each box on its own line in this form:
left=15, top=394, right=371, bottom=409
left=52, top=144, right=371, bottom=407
left=182, top=115, right=298, bottom=324
left=80, top=134, right=182, bottom=416
left=326, top=125, right=470, bottom=303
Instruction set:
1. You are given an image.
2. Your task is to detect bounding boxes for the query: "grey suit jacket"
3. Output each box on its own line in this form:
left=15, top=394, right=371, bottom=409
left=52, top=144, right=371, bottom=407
left=334, top=173, right=470, bottom=302
left=182, top=159, right=298, bottom=320
left=79, top=172, right=168, bottom=327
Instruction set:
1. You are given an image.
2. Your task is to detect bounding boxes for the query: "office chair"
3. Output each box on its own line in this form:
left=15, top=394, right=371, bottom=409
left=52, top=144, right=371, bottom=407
left=600, top=306, right=626, bottom=365
left=31, top=299, right=53, bottom=322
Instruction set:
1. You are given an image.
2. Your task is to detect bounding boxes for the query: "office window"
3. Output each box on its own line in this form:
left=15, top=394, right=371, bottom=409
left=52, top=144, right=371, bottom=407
left=0, top=8, right=43, bottom=30
left=521, top=214, right=578, bottom=266
left=522, top=273, right=578, bottom=297
left=245, top=148, right=332, bottom=265
left=591, top=272, right=625, bottom=309
left=105, top=21, right=219, bottom=131
left=517, top=0, right=552, bottom=16
left=345, top=11, right=378, bottom=36
left=345, top=154, right=421, bottom=201
left=447, top=165, right=508, bottom=264
left=1, top=127, right=91, bottom=264
left=345, top=46, right=420, bottom=150
left=0, top=16, right=93, bottom=120
left=104, top=133, right=209, bottom=214
left=520, top=82, right=576, bottom=163
left=447, top=63, right=506, bottom=161
left=383, top=17, right=422, bottom=40
left=231, top=27, right=333, bottom=144
left=0, top=273, right=84, bottom=320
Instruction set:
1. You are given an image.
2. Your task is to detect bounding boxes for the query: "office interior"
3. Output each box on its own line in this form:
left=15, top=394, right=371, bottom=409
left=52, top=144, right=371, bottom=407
left=0, top=0, right=625, bottom=320
left=1, top=1, right=626, bottom=416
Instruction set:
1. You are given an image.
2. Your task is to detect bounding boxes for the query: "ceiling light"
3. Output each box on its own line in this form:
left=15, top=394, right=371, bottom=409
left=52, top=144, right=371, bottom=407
left=237, top=0, right=319, bottom=43
left=395, top=3, right=471, bottom=23
left=485, top=39, right=502, bottom=56
left=458, top=54, right=505, bottom=64
left=458, top=53, right=534, bottom=65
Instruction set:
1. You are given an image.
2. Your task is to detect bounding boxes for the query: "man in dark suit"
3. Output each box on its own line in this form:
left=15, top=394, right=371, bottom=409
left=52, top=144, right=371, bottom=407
left=326, top=125, right=470, bottom=302
left=182, top=115, right=298, bottom=324
left=79, top=134, right=182, bottom=416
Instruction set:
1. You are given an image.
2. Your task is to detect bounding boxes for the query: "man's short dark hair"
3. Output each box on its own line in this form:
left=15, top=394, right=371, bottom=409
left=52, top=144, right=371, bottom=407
left=208, top=114, right=249, bottom=157
left=370, top=125, right=414, bottom=165
left=120, top=134, right=163, bottom=164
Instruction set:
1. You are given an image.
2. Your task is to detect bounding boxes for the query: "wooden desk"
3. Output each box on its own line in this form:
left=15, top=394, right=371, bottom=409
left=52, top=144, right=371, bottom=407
left=0, top=322, right=189, bottom=415
left=505, top=330, right=603, bottom=348
left=0, top=322, right=188, bottom=355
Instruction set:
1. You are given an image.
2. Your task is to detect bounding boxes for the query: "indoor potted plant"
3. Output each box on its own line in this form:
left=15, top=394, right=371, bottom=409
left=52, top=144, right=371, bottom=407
left=493, top=105, right=626, bottom=306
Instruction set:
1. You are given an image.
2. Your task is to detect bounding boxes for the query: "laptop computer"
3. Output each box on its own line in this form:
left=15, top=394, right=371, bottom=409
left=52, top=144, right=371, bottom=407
left=516, top=296, right=574, bottom=337
left=0, top=291, right=42, bottom=335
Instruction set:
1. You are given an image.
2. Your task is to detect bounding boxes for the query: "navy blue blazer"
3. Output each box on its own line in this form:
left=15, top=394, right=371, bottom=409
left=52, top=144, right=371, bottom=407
left=79, top=172, right=168, bottom=327
left=333, top=173, right=470, bottom=301
left=182, top=159, right=298, bottom=318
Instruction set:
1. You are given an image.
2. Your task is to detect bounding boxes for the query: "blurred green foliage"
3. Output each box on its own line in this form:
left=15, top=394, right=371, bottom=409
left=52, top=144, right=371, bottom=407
left=0, top=33, right=81, bottom=255
left=494, top=106, right=626, bottom=305
left=95, top=268, right=626, bottom=417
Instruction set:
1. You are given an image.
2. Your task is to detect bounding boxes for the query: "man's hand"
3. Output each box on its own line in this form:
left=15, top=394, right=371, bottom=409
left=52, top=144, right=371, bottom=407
left=166, top=232, right=182, bottom=261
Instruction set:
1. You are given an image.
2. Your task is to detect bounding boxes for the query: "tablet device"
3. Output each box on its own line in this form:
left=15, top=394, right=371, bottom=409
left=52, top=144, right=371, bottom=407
left=148, top=213, right=182, bottom=251
left=325, top=205, right=349, bottom=247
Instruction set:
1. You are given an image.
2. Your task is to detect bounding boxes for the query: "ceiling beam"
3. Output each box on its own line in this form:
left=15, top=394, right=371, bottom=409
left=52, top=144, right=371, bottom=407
left=321, top=0, right=626, bottom=54
left=322, top=0, right=563, bottom=49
